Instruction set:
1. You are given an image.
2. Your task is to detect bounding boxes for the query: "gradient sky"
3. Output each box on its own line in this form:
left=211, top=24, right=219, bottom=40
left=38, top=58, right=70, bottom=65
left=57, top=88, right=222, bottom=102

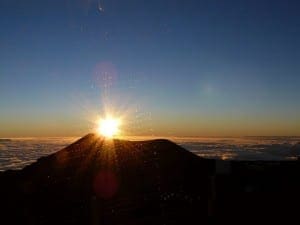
left=1, top=0, right=300, bottom=137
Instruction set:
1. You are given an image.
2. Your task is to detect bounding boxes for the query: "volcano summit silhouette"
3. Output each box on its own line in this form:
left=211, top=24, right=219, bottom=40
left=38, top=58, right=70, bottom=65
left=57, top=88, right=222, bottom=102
left=1, top=134, right=300, bottom=224
left=0, top=134, right=214, bottom=225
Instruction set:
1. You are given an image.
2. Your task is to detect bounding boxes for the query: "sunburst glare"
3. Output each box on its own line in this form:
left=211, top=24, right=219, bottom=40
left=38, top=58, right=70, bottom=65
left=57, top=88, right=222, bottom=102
left=97, top=117, right=121, bottom=138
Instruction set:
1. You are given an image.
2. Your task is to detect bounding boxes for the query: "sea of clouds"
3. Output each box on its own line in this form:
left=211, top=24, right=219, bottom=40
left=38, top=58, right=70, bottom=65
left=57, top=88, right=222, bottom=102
left=0, top=137, right=77, bottom=171
left=1, top=136, right=300, bottom=171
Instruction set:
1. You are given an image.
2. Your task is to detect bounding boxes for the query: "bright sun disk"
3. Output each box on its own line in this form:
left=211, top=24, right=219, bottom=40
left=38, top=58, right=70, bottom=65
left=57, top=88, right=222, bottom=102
left=97, top=117, right=120, bottom=138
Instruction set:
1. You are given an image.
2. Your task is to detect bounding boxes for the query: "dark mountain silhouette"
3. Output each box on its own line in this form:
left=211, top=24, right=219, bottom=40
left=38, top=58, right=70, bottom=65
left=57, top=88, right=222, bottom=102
left=0, top=134, right=214, bottom=225
left=1, top=134, right=300, bottom=224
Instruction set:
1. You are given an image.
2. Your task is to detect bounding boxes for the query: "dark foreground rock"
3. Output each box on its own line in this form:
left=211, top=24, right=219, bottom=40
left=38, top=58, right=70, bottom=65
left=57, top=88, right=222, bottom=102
left=1, top=134, right=300, bottom=224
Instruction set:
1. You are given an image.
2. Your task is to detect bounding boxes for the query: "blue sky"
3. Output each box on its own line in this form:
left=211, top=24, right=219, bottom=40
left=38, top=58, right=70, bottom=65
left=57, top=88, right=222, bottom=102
left=1, top=0, right=300, bottom=137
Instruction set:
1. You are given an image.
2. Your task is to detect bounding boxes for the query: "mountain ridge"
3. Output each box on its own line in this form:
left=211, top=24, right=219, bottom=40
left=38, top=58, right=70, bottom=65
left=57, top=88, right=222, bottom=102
left=1, top=134, right=300, bottom=224
left=0, top=134, right=214, bottom=225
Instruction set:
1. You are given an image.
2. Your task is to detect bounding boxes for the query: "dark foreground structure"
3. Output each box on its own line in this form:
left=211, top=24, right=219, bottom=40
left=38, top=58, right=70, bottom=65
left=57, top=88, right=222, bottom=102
left=1, top=134, right=300, bottom=224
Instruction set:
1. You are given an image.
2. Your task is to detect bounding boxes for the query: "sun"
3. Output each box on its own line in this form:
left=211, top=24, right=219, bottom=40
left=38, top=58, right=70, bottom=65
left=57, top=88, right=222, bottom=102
left=97, top=117, right=120, bottom=138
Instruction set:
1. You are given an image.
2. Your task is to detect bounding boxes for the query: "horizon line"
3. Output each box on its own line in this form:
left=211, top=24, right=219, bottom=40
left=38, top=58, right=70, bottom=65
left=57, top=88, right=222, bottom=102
left=1, top=134, right=300, bottom=139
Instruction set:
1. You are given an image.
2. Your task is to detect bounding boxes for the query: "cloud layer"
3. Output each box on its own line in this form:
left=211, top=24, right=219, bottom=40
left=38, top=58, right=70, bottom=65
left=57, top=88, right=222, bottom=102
left=1, top=136, right=300, bottom=171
